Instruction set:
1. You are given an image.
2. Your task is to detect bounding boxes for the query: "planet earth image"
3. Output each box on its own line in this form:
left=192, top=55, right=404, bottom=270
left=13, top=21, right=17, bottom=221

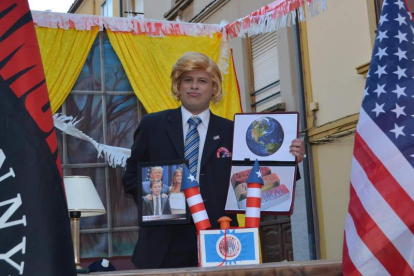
left=246, top=117, right=284, bottom=156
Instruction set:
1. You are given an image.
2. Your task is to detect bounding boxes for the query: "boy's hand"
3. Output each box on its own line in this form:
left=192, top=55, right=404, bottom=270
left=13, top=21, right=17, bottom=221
left=289, top=138, right=305, bottom=163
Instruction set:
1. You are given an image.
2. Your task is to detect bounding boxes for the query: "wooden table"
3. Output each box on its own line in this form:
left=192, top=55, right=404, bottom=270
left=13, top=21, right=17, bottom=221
left=84, top=259, right=342, bottom=276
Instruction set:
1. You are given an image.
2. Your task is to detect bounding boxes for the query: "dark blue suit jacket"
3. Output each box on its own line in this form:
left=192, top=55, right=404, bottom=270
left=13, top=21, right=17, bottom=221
left=142, top=196, right=171, bottom=216
left=123, top=107, right=237, bottom=269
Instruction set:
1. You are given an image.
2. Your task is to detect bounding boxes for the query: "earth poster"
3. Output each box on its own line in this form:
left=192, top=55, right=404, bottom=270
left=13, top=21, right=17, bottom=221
left=245, top=117, right=284, bottom=156
left=232, top=113, right=298, bottom=162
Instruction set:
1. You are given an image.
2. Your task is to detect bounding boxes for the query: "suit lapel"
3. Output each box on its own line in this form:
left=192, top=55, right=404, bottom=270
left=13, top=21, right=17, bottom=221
left=165, top=107, right=185, bottom=159
left=201, top=112, right=223, bottom=170
left=150, top=200, right=155, bottom=215
left=160, top=197, right=165, bottom=213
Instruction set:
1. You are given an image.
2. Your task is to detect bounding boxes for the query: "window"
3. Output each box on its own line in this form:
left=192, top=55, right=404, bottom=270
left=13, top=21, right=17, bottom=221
left=102, top=0, right=113, bottom=17
left=250, top=32, right=283, bottom=112
left=56, top=32, right=145, bottom=258
left=135, top=0, right=144, bottom=18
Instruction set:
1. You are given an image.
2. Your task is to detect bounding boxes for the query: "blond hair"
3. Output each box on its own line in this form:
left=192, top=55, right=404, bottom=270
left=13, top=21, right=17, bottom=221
left=150, top=179, right=163, bottom=189
left=171, top=52, right=223, bottom=104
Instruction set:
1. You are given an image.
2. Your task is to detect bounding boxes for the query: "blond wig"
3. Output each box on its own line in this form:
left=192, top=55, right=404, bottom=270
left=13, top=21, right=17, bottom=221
left=171, top=52, right=223, bottom=104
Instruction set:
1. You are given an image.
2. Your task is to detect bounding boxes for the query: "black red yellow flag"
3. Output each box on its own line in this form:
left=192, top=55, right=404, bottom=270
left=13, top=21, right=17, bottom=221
left=0, top=1, right=76, bottom=275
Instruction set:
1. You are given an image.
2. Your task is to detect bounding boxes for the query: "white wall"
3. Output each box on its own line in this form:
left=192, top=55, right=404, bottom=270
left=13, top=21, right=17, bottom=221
left=143, top=0, right=173, bottom=20
left=305, top=0, right=372, bottom=125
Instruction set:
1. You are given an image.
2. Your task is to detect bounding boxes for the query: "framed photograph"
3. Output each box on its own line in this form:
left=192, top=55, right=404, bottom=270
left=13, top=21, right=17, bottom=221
left=225, top=112, right=299, bottom=215
left=225, top=164, right=297, bottom=214
left=232, top=113, right=299, bottom=162
left=137, top=159, right=191, bottom=227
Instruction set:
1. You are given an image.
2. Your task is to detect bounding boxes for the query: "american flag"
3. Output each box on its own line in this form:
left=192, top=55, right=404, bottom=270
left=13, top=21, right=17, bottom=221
left=342, top=0, right=414, bottom=275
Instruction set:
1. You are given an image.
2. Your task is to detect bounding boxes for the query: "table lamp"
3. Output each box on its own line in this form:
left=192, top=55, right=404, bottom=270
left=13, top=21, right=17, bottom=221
left=64, top=176, right=106, bottom=270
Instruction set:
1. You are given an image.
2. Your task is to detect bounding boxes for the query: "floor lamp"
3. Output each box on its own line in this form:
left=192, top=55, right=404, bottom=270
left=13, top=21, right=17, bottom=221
left=64, top=176, right=106, bottom=270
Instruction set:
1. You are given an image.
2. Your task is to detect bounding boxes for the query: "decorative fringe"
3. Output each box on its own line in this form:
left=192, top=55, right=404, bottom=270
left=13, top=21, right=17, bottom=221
left=53, top=113, right=131, bottom=168
left=32, top=0, right=327, bottom=90
left=31, top=11, right=222, bottom=37
left=31, top=0, right=327, bottom=39
left=31, top=10, right=231, bottom=76
left=224, top=0, right=327, bottom=39
left=218, top=20, right=230, bottom=75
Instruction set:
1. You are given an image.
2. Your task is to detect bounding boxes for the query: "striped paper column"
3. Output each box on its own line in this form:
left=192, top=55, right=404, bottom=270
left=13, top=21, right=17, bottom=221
left=181, top=164, right=211, bottom=231
left=245, top=160, right=264, bottom=228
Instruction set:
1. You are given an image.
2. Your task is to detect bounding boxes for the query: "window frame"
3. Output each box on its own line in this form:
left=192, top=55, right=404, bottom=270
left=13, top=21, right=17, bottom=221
left=58, top=32, right=144, bottom=259
left=101, top=0, right=114, bottom=17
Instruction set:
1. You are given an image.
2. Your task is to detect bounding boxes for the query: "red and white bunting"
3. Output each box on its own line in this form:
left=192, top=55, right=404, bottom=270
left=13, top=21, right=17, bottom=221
left=224, top=0, right=327, bottom=39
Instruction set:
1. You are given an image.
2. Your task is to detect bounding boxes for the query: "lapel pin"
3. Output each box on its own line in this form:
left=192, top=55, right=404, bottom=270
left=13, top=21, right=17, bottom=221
left=213, top=135, right=220, bottom=140
left=216, top=147, right=231, bottom=158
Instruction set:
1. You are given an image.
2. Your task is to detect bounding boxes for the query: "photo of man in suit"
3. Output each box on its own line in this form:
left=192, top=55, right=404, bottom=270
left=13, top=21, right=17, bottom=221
left=123, top=51, right=305, bottom=269
left=142, top=180, right=171, bottom=216
left=142, top=166, right=169, bottom=196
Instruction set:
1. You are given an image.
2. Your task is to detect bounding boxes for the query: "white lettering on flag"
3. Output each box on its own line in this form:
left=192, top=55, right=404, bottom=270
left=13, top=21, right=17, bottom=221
left=0, top=237, right=26, bottom=275
left=0, top=194, right=27, bottom=229
left=0, top=149, right=15, bottom=183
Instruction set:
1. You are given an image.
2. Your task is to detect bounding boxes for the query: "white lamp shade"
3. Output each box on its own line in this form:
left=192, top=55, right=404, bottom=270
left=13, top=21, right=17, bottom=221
left=64, top=176, right=106, bottom=217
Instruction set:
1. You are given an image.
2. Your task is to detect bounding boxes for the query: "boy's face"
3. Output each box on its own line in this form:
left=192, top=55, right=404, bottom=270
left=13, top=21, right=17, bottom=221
left=150, top=183, right=162, bottom=196
left=178, top=70, right=214, bottom=115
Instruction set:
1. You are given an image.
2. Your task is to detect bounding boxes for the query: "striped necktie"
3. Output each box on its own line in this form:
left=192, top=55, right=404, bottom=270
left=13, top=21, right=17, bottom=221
left=154, top=196, right=160, bottom=215
left=185, top=116, right=202, bottom=177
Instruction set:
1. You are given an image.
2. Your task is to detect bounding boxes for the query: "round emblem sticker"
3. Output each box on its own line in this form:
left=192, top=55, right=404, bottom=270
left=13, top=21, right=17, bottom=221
left=216, top=234, right=241, bottom=260
left=216, top=147, right=231, bottom=158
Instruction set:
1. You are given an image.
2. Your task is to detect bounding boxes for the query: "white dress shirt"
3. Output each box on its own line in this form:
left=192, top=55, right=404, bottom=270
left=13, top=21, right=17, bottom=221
left=181, top=106, right=210, bottom=182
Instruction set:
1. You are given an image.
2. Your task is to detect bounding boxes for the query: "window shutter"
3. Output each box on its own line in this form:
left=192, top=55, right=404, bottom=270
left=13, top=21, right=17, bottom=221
left=251, top=32, right=282, bottom=112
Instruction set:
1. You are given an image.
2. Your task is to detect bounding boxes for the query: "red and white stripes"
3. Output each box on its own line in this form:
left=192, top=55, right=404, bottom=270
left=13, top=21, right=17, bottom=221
left=245, top=183, right=262, bottom=228
left=183, top=186, right=211, bottom=231
left=343, top=109, right=414, bottom=275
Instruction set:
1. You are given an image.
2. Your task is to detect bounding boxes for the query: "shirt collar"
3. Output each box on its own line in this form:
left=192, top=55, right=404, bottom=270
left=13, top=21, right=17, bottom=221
left=181, top=106, right=210, bottom=128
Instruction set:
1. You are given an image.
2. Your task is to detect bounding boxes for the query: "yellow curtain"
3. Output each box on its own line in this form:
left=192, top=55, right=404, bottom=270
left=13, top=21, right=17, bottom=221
left=210, top=52, right=242, bottom=121
left=35, top=26, right=99, bottom=114
left=107, top=30, right=241, bottom=120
